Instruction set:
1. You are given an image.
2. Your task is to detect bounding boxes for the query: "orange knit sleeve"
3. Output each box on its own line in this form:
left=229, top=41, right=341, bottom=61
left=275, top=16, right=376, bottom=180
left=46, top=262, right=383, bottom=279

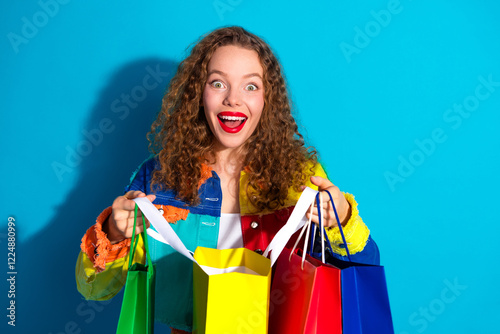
left=80, top=207, right=131, bottom=273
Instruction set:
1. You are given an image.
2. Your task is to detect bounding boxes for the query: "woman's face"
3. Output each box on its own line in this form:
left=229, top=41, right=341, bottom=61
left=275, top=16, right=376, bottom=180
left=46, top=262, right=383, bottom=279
left=203, top=45, right=265, bottom=153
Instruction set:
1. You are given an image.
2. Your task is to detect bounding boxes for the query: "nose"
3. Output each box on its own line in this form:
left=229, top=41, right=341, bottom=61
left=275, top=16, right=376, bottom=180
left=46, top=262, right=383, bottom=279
left=223, top=87, right=241, bottom=107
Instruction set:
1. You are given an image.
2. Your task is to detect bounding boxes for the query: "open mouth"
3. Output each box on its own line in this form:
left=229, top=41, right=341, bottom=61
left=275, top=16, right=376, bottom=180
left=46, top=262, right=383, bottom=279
left=217, top=112, right=247, bottom=133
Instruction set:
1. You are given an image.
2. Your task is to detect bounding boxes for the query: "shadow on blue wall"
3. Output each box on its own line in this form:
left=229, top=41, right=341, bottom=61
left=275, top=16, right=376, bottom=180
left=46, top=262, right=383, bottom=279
left=18, top=59, right=177, bottom=333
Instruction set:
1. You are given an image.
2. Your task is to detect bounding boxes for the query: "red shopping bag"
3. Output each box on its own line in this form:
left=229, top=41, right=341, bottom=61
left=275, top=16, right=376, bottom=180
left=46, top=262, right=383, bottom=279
left=268, top=191, right=342, bottom=334
left=268, top=247, right=342, bottom=334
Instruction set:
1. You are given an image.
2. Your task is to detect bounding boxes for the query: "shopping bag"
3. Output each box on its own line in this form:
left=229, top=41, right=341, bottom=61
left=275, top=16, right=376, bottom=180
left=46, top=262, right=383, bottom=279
left=192, top=247, right=271, bottom=334
left=268, top=248, right=342, bottom=334
left=116, top=204, right=155, bottom=334
left=133, top=187, right=318, bottom=334
left=319, top=190, right=395, bottom=334
left=267, top=194, right=342, bottom=334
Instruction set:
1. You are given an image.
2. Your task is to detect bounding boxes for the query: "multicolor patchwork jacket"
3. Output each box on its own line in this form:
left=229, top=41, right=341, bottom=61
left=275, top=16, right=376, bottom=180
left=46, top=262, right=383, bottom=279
left=75, top=156, right=378, bottom=332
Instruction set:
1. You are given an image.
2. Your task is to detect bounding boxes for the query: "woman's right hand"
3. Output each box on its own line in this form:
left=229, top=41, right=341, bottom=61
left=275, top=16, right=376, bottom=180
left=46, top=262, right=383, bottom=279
left=103, top=190, right=157, bottom=244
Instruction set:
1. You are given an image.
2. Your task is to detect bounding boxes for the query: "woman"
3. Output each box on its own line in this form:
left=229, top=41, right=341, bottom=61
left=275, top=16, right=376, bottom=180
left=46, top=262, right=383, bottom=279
left=76, top=26, right=378, bottom=333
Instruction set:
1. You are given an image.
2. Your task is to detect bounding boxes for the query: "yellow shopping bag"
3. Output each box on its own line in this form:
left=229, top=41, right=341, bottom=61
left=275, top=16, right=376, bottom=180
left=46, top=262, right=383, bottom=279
left=192, top=247, right=271, bottom=334
left=133, top=187, right=318, bottom=333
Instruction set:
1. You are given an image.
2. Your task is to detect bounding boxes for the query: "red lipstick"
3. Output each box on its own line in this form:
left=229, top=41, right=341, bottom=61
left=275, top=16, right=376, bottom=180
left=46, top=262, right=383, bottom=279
left=217, top=111, right=248, bottom=134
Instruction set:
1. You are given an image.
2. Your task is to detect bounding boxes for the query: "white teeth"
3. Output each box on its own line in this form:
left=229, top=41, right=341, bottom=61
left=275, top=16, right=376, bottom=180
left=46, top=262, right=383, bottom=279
left=219, top=115, right=246, bottom=121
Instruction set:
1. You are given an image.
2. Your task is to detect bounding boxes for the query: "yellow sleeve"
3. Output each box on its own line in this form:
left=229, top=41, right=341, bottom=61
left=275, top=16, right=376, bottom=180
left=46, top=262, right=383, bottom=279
left=325, top=192, right=370, bottom=256
left=75, top=234, right=145, bottom=301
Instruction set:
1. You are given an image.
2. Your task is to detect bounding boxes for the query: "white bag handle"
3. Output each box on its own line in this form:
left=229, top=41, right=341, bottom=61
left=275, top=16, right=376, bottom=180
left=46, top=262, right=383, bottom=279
left=289, top=205, right=314, bottom=269
left=263, top=187, right=318, bottom=266
left=288, top=192, right=329, bottom=269
left=134, top=197, right=197, bottom=263
left=134, top=186, right=319, bottom=268
left=135, top=197, right=262, bottom=276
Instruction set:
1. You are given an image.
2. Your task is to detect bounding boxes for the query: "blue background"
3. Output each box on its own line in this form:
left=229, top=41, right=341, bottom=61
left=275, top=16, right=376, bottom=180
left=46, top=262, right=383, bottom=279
left=1, top=0, right=499, bottom=333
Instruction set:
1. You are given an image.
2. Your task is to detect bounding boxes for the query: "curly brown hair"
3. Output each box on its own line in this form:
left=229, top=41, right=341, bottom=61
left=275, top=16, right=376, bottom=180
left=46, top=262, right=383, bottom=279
left=148, top=26, right=317, bottom=212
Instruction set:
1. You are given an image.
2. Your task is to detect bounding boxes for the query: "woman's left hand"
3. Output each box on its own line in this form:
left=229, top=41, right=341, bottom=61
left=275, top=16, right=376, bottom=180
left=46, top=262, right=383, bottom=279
left=305, top=176, right=351, bottom=228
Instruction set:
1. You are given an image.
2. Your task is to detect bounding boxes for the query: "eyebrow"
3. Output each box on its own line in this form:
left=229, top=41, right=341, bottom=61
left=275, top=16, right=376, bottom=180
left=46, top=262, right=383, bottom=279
left=208, top=69, right=262, bottom=79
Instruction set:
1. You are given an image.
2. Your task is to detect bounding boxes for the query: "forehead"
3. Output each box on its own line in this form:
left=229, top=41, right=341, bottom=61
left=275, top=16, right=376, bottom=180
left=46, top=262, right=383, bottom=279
left=207, top=45, right=263, bottom=76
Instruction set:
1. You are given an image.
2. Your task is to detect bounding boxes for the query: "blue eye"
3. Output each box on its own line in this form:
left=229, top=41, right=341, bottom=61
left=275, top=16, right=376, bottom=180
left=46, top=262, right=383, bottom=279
left=246, top=84, right=257, bottom=91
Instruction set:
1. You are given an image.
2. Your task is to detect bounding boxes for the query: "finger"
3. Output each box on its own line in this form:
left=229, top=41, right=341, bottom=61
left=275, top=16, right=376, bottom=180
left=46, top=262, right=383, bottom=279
left=319, top=189, right=341, bottom=203
left=119, top=197, right=139, bottom=212
left=305, top=211, right=320, bottom=226
left=132, top=210, right=151, bottom=229
left=312, top=198, right=333, bottom=211
left=306, top=211, right=335, bottom=227
left=309, top=203, right=341, bottom=226
left=134, top=221, right=146, bottom=235
left=135, top=211, right=151, bottom=228
left=310, top=206, right=332, bottom=220
left=120, top=191, right=149, bottom=211
left=122, top=214, right=148, bottom=237
left=123, top=190, right=147, bottom=200
left=310, top=201, right=338, bottom=221
left=308, top=210, right=327, bottom=225
left=310, top=176, right=335, bottom=191
left=311, top=198, right=326, bottom=211
left=136, top=215, right=152, bottom=232
left=124, top=222, right=142, bottom=238
left=124, top=207, right=150, bottom=221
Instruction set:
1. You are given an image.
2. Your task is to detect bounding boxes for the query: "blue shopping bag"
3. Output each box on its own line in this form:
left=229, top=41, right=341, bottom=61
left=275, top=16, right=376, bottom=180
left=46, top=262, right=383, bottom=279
left=311, top=191, right=395, bottom=334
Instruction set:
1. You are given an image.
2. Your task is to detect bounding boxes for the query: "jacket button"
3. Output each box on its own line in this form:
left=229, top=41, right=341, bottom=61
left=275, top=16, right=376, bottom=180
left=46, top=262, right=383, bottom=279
left=250, top=221, right=259, bottom=229
left=254, top=249, right=263, bottom=255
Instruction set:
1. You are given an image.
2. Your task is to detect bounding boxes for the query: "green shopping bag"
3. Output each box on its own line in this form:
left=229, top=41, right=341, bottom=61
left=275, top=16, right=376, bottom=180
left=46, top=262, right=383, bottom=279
left=116, top=204, right=155, bottom=334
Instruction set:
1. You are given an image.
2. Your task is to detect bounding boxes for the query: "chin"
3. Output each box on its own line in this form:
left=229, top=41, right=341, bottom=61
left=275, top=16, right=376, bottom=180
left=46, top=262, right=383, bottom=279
left=214, top=136, right=247, bottom=151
